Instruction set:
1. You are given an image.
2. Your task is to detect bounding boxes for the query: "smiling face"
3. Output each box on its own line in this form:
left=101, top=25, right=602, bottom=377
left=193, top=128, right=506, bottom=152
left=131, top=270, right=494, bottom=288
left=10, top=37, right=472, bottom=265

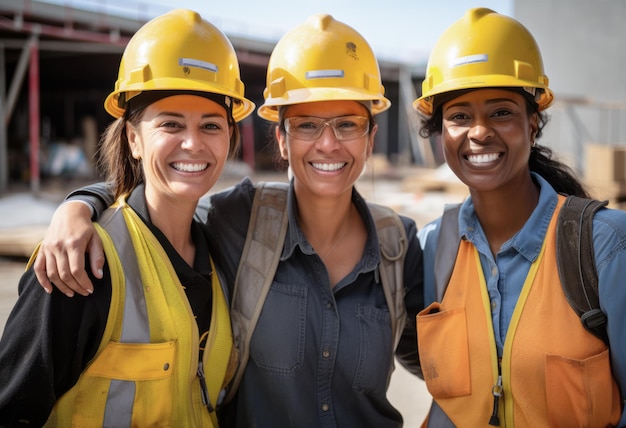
left=126, top=94, right=231, bottom=206
left=277, top=100, right=377, bottom=199
left=441, top=88, right=538, bottom=193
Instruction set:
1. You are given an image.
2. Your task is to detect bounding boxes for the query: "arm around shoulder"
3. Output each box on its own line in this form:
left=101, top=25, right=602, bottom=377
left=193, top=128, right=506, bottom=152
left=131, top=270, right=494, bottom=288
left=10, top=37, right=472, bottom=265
left=34, top=199, right=103, bottom=296
left=65, top=181, right=116, bottom=220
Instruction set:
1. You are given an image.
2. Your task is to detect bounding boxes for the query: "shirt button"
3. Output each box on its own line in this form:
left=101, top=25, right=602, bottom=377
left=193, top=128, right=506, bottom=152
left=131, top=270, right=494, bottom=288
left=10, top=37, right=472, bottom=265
left=322, top=350, right=331, bottom=358
left=491, top=266, right=498, bottom=276
left=321, top=403, right=329, bottom=412
left=491, top=301, right=497, bottom=309
left=326, top=302, right=333, bottom=309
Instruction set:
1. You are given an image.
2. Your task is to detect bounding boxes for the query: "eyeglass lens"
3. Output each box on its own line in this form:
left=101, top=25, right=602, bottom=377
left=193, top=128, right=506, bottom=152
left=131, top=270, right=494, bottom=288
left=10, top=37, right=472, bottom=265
left=284, top=115, right=369, bottom=141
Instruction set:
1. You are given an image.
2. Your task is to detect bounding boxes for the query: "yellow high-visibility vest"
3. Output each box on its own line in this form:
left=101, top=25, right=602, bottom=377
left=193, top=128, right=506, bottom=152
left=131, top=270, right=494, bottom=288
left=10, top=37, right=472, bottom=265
left=45, top=197, right=233, bottom=427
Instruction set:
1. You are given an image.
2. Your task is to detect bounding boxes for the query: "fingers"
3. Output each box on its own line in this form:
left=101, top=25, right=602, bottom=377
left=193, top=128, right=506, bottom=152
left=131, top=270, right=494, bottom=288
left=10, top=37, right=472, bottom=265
left=33, top=201, right=97, bottom=297
left=39, top=240, right=92, bottom=297
left=33, top=250, right=53, bottom=294
left=88, top=235, right=105, bottom=279
left=65, top=243, right=94, bottom=296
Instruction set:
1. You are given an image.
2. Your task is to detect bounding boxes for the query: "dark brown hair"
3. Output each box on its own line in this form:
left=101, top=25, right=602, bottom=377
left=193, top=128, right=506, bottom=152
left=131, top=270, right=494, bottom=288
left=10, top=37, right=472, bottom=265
left=96, top=111, right=143, bottom=199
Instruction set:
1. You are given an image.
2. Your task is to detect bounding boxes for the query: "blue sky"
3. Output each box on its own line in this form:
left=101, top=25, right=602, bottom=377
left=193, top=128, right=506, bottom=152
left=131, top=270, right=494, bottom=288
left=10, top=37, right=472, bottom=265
left=42, top=0, right=514, bottom=64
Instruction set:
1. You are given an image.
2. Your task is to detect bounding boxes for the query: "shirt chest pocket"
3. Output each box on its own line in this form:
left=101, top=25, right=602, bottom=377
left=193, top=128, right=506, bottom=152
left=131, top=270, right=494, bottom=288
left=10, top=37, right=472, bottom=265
left=352, top=305, right=393, bottom=395
left=250, top=281, right=307, bottom=374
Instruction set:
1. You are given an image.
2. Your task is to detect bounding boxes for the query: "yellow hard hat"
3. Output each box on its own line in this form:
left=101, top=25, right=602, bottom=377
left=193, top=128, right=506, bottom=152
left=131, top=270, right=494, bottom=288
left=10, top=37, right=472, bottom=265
left=258, top=14, right=391, bottom=122
left=104, top=9, right=254, bottom=121
left=414, top=8, right=554, bottom=116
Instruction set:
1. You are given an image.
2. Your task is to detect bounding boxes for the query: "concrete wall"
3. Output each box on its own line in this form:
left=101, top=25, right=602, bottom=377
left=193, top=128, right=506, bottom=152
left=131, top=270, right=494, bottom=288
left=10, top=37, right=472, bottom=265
left=515, top=0, right=626, bottom=174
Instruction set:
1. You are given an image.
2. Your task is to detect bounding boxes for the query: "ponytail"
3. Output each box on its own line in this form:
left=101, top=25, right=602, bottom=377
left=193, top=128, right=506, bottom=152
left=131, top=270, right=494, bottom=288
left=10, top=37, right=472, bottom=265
left=529, top=145, right=590, bottom=197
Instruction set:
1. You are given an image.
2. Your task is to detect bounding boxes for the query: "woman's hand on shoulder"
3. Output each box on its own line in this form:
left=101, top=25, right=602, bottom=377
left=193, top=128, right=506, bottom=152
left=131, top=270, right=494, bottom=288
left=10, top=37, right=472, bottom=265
left=33, top=201, right=104, bottom=297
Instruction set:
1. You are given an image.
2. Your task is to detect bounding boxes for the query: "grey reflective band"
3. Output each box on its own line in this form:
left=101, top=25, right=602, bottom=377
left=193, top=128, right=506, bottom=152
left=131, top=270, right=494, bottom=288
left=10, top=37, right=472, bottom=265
left=305, top=69, right=344, bottom=79
left=98, top=208, right=151, bottom=423
left=103, top=380, right=135, bottom=427
left=100, top=209, right=150, bottom=343
left=178, top=57, right=218, bottom=73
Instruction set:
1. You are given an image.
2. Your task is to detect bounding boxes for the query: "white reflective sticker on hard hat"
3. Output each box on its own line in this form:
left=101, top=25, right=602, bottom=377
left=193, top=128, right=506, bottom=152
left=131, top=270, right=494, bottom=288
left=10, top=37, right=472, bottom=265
left=305, top=70, right=345, bottom=79
left=451, top=54, right=488, bottom=68
left=178, top=58, right=218, bottom=73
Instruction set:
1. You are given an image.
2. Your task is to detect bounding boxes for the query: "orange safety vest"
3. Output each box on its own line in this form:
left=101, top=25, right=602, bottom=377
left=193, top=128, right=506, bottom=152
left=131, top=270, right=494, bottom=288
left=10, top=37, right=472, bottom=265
left=417, top=196, right=621, bottom=427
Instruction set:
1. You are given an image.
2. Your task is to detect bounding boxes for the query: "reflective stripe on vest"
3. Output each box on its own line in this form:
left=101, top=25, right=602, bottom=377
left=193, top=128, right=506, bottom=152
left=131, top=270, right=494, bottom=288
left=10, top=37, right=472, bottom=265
left=99, top=206, right=149, bottom=425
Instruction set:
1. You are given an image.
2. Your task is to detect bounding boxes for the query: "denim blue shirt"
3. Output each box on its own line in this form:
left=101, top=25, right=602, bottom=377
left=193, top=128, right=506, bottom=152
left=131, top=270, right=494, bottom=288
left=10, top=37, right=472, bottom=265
left=418, top=173, right=626, bottom=425
left=202, top=178, right=424, bottom=428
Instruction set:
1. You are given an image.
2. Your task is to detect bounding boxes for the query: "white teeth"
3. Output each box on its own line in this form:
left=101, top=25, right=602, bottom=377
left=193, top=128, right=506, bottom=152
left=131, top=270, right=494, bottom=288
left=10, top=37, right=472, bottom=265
left=311, top=162, right=346, bottom=171
left=466, top=153, right=500, bottom=164
left=172, top=162, right=208, bottom=172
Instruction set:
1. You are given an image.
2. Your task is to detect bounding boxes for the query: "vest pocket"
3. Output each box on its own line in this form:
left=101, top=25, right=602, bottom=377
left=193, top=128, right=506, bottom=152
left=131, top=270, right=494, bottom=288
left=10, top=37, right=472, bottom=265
left=545, top=348, right=620, bottom=427
left=71, top=341, right=176, bottom=427
left=417, top=303, right=471, bottom=398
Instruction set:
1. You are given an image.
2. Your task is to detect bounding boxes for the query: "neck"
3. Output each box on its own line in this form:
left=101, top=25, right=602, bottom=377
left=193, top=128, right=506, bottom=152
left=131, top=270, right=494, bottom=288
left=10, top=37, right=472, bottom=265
left=144, top=188, right=197, bottom=265
left=296, top=190, right=354, bottom=259
left=470, top=176, right=540, bottom=255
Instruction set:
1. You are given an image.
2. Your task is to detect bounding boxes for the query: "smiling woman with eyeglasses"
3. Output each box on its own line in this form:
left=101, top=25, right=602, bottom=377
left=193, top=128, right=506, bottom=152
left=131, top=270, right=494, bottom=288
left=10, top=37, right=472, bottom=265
left=207, top=16, right=423, bottom=427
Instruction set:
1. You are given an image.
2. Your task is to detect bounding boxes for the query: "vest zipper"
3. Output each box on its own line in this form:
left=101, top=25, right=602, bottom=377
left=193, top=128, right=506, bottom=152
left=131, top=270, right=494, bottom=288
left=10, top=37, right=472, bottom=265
left=488, top=374, right=503, bottom=426
left=197, top=361, right=215, bottom=413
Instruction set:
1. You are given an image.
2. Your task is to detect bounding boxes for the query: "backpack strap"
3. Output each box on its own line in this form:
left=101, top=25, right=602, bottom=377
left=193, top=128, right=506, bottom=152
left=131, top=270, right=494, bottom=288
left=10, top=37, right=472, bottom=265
left=367, top=203, right=409, bottom=349
left=434, top=204, right=462, bottom=302
left=225, top=181, right=289, bottom=403
left=556, top=195, right=609, bottom=344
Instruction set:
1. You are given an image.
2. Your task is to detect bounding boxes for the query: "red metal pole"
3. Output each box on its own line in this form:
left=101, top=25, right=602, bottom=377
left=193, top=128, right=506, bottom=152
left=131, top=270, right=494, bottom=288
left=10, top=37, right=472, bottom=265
left=29, top=39, right=40, bottom=194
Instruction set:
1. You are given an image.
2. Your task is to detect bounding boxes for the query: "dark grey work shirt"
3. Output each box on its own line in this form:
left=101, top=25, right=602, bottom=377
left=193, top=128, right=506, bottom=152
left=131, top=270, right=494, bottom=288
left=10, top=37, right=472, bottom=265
left=68, top=177, right=424, bottom=428
left=204, top=178, right=424, bottom=428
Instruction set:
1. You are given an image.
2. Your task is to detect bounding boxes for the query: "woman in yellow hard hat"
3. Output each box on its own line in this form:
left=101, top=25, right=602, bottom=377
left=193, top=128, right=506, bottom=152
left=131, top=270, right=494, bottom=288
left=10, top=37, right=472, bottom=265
left=30, top=14, right=424, bottom=427
left=415, top=8, right=626, bottom=426
left=0, top=9, right=253, bottom=426
left=215, top=14, right=423, bottom=427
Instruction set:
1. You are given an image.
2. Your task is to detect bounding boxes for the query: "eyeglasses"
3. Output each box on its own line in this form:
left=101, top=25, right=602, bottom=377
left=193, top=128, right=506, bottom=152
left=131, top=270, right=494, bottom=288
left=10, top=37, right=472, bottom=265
left=283, top=115, right=370, bottom=141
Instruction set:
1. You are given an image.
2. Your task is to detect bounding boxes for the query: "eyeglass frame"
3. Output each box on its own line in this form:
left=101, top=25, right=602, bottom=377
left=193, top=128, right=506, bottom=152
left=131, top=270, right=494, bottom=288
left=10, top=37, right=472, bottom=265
left=280, top=115, right=372, bottom=141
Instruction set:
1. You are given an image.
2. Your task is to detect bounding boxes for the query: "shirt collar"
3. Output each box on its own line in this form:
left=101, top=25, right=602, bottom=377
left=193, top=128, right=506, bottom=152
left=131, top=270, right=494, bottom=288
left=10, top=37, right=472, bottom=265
left=458, top=172, right=558, bottom=262
left=281, top=181, right=380, bottom=272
